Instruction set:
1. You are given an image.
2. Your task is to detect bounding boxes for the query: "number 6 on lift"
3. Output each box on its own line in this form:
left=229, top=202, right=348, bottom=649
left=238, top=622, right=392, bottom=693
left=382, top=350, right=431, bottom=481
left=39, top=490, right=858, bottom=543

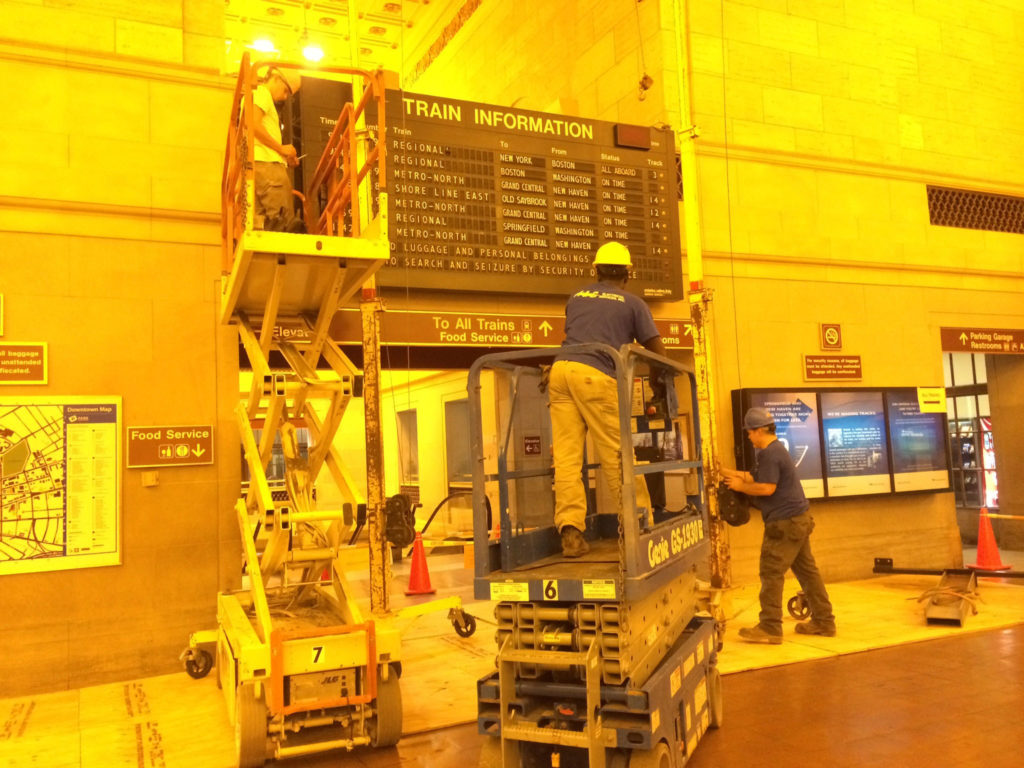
left=542, top=579, right=559, bottom=601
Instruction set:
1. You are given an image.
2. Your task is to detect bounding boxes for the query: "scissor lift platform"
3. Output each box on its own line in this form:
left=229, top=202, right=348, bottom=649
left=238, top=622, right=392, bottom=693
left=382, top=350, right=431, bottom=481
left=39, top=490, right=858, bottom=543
left=479, top=523, right=710, bottom=604
left=468, top=346, right=722, bottom=767
left=220, top=228, right=388, bottom=323
left=182, top=56, right=478, bottom=767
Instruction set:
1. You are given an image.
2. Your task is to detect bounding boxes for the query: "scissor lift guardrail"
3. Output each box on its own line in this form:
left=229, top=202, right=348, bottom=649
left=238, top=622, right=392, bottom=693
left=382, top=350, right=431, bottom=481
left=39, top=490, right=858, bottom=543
left=467, top=345, right=722, bottom=768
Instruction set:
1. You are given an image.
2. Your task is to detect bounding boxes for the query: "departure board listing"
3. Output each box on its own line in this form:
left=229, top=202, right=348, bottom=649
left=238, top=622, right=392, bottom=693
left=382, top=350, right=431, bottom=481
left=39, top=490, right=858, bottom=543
left=383, top=91, right=682, bottom=300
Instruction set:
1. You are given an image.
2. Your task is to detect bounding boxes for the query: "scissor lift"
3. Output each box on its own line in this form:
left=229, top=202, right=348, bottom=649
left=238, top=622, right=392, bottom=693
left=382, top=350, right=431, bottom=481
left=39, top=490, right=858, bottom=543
left=181, top=56, right=471, bottom=766
left=468, top=345, right=723, bottom=768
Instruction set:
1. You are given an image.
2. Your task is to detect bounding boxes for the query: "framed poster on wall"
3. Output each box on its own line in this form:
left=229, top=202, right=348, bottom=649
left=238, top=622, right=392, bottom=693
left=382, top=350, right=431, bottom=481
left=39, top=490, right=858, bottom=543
left=0, top=397, right=122, bottom=574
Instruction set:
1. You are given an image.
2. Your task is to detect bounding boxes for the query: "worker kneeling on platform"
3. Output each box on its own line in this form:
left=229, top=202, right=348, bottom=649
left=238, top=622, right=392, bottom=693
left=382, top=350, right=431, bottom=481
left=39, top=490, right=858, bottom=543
left=721, top=407, right=837, bottom=643
left=548, top=241, right=665, bottom=557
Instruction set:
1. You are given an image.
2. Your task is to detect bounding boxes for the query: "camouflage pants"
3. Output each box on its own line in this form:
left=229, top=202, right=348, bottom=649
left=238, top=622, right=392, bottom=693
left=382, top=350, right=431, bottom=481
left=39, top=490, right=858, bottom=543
left=254, top=161, right=295, bottom=230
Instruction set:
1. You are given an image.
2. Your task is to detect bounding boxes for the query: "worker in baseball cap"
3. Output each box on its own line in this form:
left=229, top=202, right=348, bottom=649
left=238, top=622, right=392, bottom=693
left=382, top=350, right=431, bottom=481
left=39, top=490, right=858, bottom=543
left=720, top=406, right=836, bottom=644
left=252, top=65, right=303, bottom=230
left=548, top=242, right=665, bottom=558
left=742, top=406, right=775, bottom=430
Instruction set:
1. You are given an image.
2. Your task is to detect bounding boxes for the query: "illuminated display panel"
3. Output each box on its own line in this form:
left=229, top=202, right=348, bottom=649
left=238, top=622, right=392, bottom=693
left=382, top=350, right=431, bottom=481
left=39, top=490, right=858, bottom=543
left=820, top=391, right=892, bottom=497
left=380, top=90, right=682, bottom=299
left=745, top=391, right=825, bottom=499
left=886, top=389, right=951, bottom=492
left=734, top=388, right=953, bottom=501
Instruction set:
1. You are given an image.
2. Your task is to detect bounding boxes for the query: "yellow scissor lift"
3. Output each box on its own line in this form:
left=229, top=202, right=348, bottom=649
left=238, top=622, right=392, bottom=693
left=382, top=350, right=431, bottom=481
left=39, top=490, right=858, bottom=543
left=181, top=56, right=473, bottom=766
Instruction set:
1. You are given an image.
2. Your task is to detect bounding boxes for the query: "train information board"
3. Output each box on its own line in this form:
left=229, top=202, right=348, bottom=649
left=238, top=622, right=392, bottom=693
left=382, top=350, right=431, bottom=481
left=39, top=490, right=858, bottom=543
left=381, top=90, right=682, bottom=300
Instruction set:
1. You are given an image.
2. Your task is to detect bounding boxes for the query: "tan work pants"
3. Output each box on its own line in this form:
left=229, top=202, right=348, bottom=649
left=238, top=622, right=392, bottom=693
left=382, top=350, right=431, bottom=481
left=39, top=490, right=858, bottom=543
left=549, top=360, right=623, bottom=532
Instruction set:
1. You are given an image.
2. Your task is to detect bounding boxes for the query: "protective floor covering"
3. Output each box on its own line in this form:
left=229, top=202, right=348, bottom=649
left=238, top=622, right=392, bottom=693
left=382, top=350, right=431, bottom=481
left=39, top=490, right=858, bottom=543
left=1, top=557, right=1021, bottom=767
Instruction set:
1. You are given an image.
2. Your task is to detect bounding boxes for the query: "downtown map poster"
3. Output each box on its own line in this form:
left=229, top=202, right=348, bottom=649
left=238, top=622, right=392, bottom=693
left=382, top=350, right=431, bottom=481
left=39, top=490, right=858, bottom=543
left=0, top=397, right=121, bottom=574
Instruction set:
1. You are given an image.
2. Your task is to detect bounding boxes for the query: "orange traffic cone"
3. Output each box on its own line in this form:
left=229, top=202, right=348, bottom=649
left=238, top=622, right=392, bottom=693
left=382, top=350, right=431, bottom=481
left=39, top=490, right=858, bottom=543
left=405, top=532, right=436, bottom=595
left=968, top=508, right=1011, bottom=571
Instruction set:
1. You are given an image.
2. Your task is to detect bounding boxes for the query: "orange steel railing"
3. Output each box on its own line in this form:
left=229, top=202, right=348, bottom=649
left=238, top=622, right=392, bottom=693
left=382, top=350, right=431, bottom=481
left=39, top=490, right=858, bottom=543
left=220, top=52, right=388, bottom=273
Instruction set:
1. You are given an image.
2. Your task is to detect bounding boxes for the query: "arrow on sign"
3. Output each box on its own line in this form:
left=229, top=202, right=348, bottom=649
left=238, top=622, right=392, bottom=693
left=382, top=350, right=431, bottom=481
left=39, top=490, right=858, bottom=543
left=794, top=398, right=814, bottom=422
left=192, top=445, right=206, bottom=457
left=539, top=321, right=553, bottom=338
left=959, top=332, right=968, bottom=344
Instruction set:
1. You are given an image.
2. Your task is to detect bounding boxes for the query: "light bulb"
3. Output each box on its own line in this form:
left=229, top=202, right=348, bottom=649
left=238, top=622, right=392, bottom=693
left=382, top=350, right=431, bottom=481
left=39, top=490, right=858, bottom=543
left=302, top=42, right=324, bottom=62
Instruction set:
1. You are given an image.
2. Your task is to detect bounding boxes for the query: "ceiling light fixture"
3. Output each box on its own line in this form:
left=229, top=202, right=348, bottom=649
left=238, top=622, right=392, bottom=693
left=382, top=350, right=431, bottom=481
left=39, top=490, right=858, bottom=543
left=299, top=4, right=323, bottom=64
left=302, top=40, right=325, bottom=61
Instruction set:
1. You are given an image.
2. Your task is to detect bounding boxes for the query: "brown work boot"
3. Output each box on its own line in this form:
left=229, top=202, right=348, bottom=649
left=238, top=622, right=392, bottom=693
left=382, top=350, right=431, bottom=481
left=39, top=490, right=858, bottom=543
left=738, top=625, right=783, bottom=644
left=795, top=620, right=836, bottom=637
left=560, top=526, right=590, bottom=558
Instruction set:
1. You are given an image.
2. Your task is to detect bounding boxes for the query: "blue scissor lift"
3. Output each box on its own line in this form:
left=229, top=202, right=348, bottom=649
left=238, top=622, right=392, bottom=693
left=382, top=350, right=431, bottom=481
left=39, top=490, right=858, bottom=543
left=468, top=344, right=724, bottom=768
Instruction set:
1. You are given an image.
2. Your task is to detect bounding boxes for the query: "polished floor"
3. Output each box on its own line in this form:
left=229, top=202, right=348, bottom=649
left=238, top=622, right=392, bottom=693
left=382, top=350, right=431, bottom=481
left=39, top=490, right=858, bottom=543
left=2, top=549, right=1021, bottom=767
left=304, top=623, right=1024, bottom=768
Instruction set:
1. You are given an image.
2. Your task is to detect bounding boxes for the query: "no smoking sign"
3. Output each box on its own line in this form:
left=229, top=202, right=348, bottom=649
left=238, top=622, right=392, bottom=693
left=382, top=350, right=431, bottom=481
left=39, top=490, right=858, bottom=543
left=820, top=323, right=842, bottom=351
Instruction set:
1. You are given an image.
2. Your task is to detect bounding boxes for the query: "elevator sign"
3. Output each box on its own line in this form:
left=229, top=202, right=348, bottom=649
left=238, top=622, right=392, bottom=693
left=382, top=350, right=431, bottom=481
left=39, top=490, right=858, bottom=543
left=127, top=425, right=214, bottom=468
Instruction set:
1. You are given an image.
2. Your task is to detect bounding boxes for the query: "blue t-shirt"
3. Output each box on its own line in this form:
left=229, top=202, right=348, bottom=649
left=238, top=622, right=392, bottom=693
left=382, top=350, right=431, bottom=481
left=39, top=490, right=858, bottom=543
left=752, top=439, right=809, bottom=522
left=555, top=282, right=660, bottom=377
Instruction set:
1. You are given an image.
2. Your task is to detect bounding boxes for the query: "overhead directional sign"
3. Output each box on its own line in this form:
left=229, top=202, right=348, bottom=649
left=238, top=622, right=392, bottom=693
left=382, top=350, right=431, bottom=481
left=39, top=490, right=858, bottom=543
left=126, top=425, right=214, bottom=468
left=320, top=309, right=693, bottom=349
left=940, top=326, right=1024, bottom=354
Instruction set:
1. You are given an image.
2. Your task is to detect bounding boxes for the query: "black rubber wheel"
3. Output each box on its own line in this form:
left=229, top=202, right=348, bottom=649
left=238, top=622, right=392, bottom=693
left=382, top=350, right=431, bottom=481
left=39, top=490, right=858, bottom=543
left=707, top=666, right=723, bottom=729
left=629, top=741, right=671, bottom=768
left=184, top=649, right=213, bottom=679
left=454, top=613, right=477, bottom=638
left=371, top=667, right=403, bottom=747
left=235, top=682, right=268, bottom=768
left=788, top=593, right=811, bottom=620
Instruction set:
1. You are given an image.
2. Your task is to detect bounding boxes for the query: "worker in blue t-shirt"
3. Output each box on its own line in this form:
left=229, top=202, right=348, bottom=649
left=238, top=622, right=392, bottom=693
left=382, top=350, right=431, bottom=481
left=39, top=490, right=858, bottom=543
left=549, top=242, right=665, bottom=557
left=721, top=407, right=836, bottom=643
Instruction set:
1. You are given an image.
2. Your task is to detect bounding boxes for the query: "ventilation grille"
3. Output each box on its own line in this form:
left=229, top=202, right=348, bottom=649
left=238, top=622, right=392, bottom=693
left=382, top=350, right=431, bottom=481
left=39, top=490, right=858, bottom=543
left=927, top=185, right=1024, bottom=234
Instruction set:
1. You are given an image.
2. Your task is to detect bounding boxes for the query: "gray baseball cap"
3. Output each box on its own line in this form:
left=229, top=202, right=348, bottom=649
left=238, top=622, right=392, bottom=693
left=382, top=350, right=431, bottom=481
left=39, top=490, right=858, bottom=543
left=743, top=407, right=775, bottom=429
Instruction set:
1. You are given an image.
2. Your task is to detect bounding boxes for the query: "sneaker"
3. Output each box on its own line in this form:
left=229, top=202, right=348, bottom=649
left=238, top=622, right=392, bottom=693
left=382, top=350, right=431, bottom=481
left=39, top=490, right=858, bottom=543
left=795, top=621, right=836, bottom=637
left=560, top=526, right=590, bottom=558
left=738, top=625, right=783, bottom=645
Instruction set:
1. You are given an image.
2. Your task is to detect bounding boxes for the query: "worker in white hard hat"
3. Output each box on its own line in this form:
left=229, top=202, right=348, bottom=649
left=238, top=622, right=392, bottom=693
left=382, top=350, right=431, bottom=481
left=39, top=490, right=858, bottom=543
left=252, top=66, right=303, bottom=230
left=548, top=242, right=665, bottom=557
left=720, top=407, right=836, bottom=643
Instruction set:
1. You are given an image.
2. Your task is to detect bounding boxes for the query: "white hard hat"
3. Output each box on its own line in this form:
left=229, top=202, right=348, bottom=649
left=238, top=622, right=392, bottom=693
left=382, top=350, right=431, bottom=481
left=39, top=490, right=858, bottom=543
left=269, top=66, right=302, bottom=95
left=593, top=242, right=632, bottom=267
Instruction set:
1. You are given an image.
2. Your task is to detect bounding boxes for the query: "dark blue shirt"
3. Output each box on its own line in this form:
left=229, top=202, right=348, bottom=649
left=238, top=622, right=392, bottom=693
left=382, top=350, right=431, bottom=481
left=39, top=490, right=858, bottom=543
left=752, top=439, right=809, bottom=522
left=555, top=282, right=659, bottom=377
